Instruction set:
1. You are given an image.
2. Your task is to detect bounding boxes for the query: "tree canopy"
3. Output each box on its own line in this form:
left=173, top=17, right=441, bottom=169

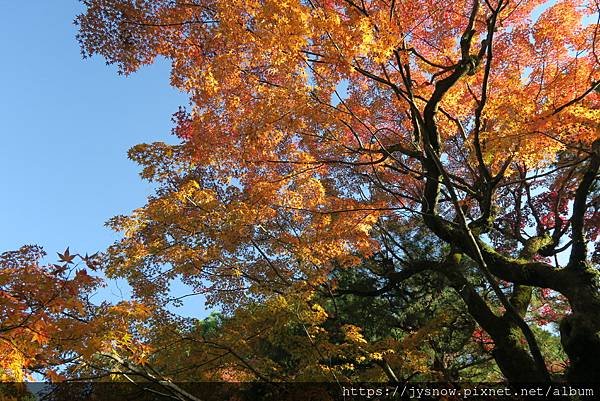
left=3, top=0, right=600, bottom=395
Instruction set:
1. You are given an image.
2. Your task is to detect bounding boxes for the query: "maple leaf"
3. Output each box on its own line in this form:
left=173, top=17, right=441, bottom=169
left=57, top=247, right=76, bottom=264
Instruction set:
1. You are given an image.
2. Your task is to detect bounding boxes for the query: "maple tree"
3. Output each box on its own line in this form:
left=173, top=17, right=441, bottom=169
left=0, top=246, right=98, bottom=381
left=0, top=244, right=161, bottom=389
left=72, top=0, right=600, bottom=387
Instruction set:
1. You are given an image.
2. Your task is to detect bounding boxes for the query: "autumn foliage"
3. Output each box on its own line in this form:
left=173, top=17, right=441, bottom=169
left=0, top=246, right=96, bottom=381
left=2, top=0, right=599, bottom=395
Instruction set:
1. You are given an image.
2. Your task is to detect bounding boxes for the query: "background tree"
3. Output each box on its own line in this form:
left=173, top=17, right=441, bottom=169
left=0, top=246, right=99, bottom=381
left=0, top=245, right=162, bottom=388
left=76, top=0, right=599, bottom=385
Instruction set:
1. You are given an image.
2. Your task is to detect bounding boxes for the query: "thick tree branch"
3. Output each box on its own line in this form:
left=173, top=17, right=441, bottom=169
left=568, top=139, right=600, bottom=269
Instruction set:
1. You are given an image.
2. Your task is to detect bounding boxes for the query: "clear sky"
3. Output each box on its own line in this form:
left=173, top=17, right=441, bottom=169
left=0, top=1, right=206, bottom=317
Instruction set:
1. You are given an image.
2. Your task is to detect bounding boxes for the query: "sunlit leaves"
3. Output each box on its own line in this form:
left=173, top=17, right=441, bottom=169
left=0, top=246, right=99, bottom=381
left=76, top=0, right=600, bottom=384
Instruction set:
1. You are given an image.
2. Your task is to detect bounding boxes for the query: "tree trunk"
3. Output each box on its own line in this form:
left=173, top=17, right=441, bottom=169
left=443, top=262, right=548, bottom=383
left=560, top=267, right=600, bottom=382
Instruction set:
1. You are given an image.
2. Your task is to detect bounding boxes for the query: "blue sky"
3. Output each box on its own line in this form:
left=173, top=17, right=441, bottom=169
left=0, top=1, right=206, bottom=317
